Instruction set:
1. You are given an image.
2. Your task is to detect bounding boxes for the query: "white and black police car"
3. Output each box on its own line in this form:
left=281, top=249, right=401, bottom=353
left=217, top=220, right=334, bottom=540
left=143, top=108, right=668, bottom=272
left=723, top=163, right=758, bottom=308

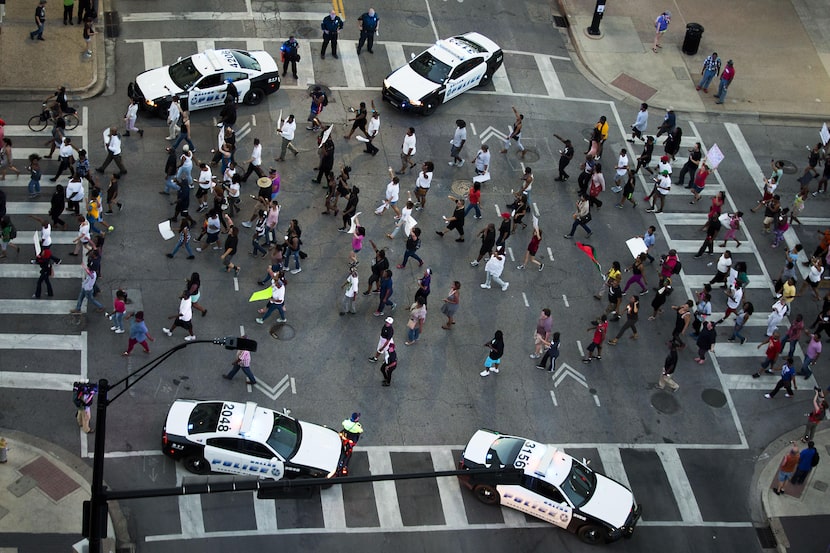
left=162, top=400, right=342, bottom=480
left=382, top=32, right=503, bottom=115
left=128, top=49, right=280, bottom=116
left=458, top=429, right=641, bottom=545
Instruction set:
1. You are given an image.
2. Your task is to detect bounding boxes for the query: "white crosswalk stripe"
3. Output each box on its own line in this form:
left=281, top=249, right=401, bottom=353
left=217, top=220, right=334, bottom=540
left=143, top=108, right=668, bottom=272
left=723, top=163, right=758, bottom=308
left=534, top=54, right=564, bottom=98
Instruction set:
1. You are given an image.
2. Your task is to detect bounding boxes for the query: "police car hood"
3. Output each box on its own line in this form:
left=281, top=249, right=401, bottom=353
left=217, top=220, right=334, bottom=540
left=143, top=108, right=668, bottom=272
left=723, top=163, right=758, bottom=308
left=385, top=64, right=440, bottom=101
left=290, top=421, right=342, bottom=472
left=135, top=66, right=184, bottom=101
left=579, top=473, right=634, bottom=528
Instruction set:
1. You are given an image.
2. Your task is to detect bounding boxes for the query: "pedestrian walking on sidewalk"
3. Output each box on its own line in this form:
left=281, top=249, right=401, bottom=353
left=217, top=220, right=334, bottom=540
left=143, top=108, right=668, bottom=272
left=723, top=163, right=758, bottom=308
left=82, top=16, right=94, bottom=57
left=714, top=60, right=735, bottom=104
left=122, top=311, right=154, bottom=355
left=223, top=343, right=256, bottom=385
left=803, top=390, right=828, bottom=442
left=652, top=11, right=671, bottom=53
left=697, top=52, right=721, bottom=92
left=480, top=330, right=504, bottom=377
left=30, top=0, right=47, bottom=41
left=773, top=446, right=801, bottom=495
left=657, top=338, right=680, bottom=391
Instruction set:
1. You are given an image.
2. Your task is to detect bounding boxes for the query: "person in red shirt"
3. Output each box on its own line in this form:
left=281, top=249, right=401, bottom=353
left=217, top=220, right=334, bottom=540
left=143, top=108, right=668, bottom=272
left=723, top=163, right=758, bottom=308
left=517, top=227, right=544, bottom=271
left=583, top=315, right=608, bottom=363
left=463, top=182, right=482, bottom=219
left=690, top=163, right=710, bottom=204
left=752, top=331, right=782, bottom=378
left=715, top=60, right=735, bottom=105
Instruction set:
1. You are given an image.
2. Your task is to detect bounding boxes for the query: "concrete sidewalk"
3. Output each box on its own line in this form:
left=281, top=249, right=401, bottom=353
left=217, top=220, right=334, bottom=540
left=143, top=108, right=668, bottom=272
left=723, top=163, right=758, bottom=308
left=0, top=428, right=125, bottom=553
left=558, top=0, right=830, bottom=120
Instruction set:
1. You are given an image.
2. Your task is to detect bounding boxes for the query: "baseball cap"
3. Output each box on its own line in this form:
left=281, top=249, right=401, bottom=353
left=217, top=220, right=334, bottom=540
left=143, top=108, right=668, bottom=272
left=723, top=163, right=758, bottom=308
left=350, top=412, right=361, bottom=422
left=385, top=317, right=394, bottom=324
left=660, top=155, right=669, bottom=162
left=182, top=145, right=190, bottom=152
left=500, top=212, right=511, bottom=219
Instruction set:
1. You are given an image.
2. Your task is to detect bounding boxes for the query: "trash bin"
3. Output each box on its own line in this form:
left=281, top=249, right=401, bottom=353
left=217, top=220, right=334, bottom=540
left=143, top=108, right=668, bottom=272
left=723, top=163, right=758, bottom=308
left=682, top=23, right=704, bottom=55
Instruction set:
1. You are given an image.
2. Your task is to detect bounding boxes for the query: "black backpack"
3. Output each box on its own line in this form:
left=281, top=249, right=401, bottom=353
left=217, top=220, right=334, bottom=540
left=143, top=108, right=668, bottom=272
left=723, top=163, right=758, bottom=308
left=672, top=260, right=682, bottom=274
left=812, top=450, right=820, bottom=467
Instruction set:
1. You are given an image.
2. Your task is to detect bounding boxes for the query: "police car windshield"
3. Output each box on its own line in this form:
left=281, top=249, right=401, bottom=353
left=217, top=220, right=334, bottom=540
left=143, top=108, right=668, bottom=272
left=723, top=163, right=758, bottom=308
left=169, top=58, right=204, bottom=91
left=485, top=436, right=524, bottom=467
left=560, top=462, right=597, bottom=507
left=187, top=401, right=223, bottom=434
left=230, top=51, right=261, bottom=71
left=410, top=51, right=452, bottom=84
left=266, top=413, right=301, bottom=459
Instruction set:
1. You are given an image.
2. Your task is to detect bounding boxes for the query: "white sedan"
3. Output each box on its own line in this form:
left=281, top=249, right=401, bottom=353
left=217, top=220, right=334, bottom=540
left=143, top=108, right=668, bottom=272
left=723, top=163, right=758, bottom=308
left=382, top=32, right=503, bottom=115
left=128, top=49, right=280, bottom=116
left=162, top=399, right=342, bottom=480
left=458, top=429, right=641, bottom=545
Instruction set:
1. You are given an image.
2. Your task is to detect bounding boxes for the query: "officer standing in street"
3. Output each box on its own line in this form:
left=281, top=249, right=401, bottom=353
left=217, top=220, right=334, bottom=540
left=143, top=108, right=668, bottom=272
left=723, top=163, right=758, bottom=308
left=356, top=7, right=379, bottom=55
left=321, top=10, right=344, bottom=59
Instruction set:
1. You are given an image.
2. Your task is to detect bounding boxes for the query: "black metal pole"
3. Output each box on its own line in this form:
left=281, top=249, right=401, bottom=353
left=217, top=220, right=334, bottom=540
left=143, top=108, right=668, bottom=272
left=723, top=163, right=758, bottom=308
left=587, top=0, right=607, bottom=36
left=87, top=378, right=109, bottom=553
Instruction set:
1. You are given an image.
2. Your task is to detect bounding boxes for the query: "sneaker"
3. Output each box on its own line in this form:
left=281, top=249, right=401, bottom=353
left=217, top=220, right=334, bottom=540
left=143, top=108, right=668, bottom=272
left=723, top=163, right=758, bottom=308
left=163, top=328, right=173, bottom=337
left=448, top=161, right=457, bottom=166
left=373, top=311, right=383, bottom=316
left=639, top=289, right=649, bottom=295
left=765, top=369, right=774, bottom=374
left=276, top=318, right=287, bottom=323
left=538, top=263, right=544, bottom=272
left=536, top=365, right=546, bottom=370
left=196, top=248, right=203, bottom=253
left=740, top=337, right=747, bottom=345
left=727, top=337, right=735, bottom=342
left=764, top=393, right=772, bottom=399
left=530, top=353, right=540, bottom=359
left=470, top=260, right=479, bottom=266
left=785, top=393, right=793, bottom=398
left=241, top=221, right=253, bottom=228
left=563, top=234, right=573, bottom=239
left=391, top=303, right=397, bottom=311
left=457, top=160, right=465, bottom=167
left=751, top=373, right=761, bottom=379
left=290, top=268, right=302, bottom=274
left=586, top=232, right=593, bottom=237
left=111, top=326, right=118, bottom=331
left=184, top=335, right=196, bottom=342
left=517, top=265, right=525, bottom=270
left=480, top=283, right=491, bottom=289
left=368, top=356, right=378, bottom=363
left=583, top=358, right=591, bottom=364
left=255, top=318, right=264, bottom=324
left=596, top=356, right=602, bottom=360
left=115, top=329, right=125, bottom=334
left=480, top=370, right=490, bottom=377
left=501, top=282, right=509, bottom=291
left=490, top=367, right=499, bottom=373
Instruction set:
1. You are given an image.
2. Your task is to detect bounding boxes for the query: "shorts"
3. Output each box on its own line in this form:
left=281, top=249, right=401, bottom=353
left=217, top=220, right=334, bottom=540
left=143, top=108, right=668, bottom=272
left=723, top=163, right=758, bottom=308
left=587, top=342, right=601, bottom=353
left=484, top=356, right=500, bottom=368
left=692, top=184, right=705, bottom=194
left=206, top=233, right=219, bottom=244
left=528, top=245, right=539, bottom=256
left=353, top=247, right=362, bottom=254
left=534, top=333, right=545, bottom=346
left=808, top=279, right=819, bottom=289
left=400, top=152, right=412, bottom=161
left=450, top=145, right=462, bottom=158
left=176, top=318, right=193, bottom=331
left=222, top=255, right=234, bottom=266
left=0, top=240, right=8, bottom=252
left=196, top=187, right=211, bottom=198
left=376, top=337, right=391, bottom=352
left=778, top=470, right=794, bottom=483
left=763, top=216, right=774, bottom=226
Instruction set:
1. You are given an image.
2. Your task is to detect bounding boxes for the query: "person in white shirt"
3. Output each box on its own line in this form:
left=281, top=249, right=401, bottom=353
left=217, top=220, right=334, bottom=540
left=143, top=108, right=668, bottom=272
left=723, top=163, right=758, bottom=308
left=364, top=109, right=381, bottom=156
left=449, top=119, right=467, bottom=167
left=51, top=137, right=78, bottom=181
left=614, top=148, right=630, bottom=190
left=480, top=247, right=509, bottom=291
left=629, top=103, right=649, bottom=142
left=379, top=168, right=401, bottom=217
left=65, top=174, right=85, bottom=215
left=397, top=127, right=416, bottom=174
left=71, top=215, right=92, bottom=256
left=96, top=127, right=126, bottom=175
left=276, top=115, right=299, bottom=161
left=124, top=98, right=143, bottom=137
left=166, top=96, right=181, bottom=140
left=646, top=170, right=672, bottom=213
left=176, top=146, right=194, bottom=188
left=163, top=291, right=196, bottom=341
left=241, top=138, right=264, bottom=181
left=414, top=161, right=433, bottom=211
left=472, top=145, right=490, bottom=175
left=195, top=163, right=214, bottom=212
left=341, top=266, right=359, bottom=315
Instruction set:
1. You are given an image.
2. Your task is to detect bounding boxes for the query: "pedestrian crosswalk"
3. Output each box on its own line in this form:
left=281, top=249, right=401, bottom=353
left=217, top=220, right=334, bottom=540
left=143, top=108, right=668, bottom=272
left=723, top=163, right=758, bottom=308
left=140, top=441, right=749, bottom=543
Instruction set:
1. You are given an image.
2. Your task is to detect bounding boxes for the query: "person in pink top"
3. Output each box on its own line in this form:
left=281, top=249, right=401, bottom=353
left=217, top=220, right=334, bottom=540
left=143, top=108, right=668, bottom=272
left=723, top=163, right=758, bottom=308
left=715, top=60, right=735, bottom=104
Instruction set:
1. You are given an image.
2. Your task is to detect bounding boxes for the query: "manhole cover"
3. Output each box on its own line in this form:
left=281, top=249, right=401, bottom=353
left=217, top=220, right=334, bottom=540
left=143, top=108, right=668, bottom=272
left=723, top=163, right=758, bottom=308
left=777, top=160, right=798, bottom=175
left=269, top=323, right=295, bottom=340
left=519, top=150, right=541, bottom=163
left=407, top=15, right=429, bottom=28
left=651, top=390, right=680, bottom=414
left=701, top=388, right=727, bottom=408
left=295, top=26, right=315, bottom=39
left=581, top=127, right=594, bottom=141
left=451, top=179, right=471, bottom=196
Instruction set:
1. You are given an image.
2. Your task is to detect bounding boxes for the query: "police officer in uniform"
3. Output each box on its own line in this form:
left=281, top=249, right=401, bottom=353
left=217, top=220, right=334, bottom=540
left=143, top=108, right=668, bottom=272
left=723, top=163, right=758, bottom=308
left=356, top=8, right=379, bottom=55
left=320, top=10, right=344, bottom=59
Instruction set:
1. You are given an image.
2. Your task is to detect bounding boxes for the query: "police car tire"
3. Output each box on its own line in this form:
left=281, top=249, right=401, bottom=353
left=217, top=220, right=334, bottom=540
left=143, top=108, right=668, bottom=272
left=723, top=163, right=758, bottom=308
left=577, top=524, right=605, bottom=545
left=421, top=101, right=437, bottom=116
left=183, top=455, right=212, bottom=475
left=472, top=483, right=499, bottom=505
left=243, top=88, right=265, bottom=106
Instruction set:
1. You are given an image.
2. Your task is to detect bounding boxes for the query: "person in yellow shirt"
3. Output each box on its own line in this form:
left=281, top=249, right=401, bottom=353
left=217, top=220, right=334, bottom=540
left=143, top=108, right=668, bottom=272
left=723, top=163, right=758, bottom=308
left=595, top=261, right=622, bottom=300
left=594, top=115, right=609, bottom=159
left=87, top=189, right=113, bottom=235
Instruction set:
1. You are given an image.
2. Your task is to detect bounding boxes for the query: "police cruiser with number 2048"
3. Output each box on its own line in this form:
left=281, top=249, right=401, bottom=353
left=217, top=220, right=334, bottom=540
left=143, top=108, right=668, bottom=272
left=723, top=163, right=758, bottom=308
left=382, top=32, right=503, bottom=115
left=162, top=400, right=342, bottom=480
left=458, top=429, right=642, bottom=545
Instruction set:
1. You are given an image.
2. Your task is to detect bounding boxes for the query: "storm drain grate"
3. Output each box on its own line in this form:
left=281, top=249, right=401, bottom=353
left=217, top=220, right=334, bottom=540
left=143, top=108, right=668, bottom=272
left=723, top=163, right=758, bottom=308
left=755, top=525, right=777, bottom=549
left=553, top=15, right=569, bottom=28
left=103, top=11, right=120, bottom=39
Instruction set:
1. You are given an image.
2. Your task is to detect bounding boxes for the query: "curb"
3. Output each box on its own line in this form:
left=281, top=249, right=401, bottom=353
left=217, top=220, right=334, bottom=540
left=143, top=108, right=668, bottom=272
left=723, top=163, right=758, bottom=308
left=0, top=427, right=133, bottom=552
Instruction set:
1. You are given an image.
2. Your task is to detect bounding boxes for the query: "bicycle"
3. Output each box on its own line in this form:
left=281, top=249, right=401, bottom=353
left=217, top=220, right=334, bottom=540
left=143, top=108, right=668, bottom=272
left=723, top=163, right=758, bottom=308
left=28, top=102, right=80, bottom=132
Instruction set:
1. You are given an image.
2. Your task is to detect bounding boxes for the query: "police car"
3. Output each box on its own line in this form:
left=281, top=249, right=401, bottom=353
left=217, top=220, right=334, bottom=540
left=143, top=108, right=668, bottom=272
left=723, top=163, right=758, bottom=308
left=162, top=400, right=342, bottom=480
left=128, top=49, right=280, bottom=116
left=458, top=429, right=641, bottom=545
left=382, top=32, right=503, bottom=115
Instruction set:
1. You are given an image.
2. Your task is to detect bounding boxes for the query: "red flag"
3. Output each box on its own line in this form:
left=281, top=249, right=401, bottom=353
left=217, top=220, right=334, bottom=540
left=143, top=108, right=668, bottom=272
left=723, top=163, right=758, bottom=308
left=576, top=242, right=603, bottom=275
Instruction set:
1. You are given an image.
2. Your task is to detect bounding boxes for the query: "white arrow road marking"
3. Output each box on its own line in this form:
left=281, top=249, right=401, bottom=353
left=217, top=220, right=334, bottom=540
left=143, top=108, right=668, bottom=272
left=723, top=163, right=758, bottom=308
left=479, top=126, right=508, bottom=144
left=255, top=374, right=294, bottom=401
left=553, top=363, right=588, bottom=389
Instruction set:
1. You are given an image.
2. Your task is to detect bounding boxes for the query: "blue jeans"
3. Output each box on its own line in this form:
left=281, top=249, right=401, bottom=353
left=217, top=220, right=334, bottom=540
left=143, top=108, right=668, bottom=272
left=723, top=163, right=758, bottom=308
left=31, top=22, right=45, bottom=39
left=171, top=134, right=195, bottom=151
left=408, top=326, right=421, bottom=342
left=730, top=324, right=746, bottom=343
left=698, top=69, right=716, bottom=90
left=464, top=203, right=481, bottom=218
left=28, top=178, right=41, bottom=194
left=568, top=219, right=591, bottom=236
left=259, top=263, right=283, bottom=285
left=176, top=167, right=192, bottom=187
left=780, top=337, right=798, bottom=360
left=170, top=239, right=194, bottom=257
left=716, top=80, right=729, bottom=103
left=87, top=216, right=102, bottom=234
left=226, top=362, right=256, bottom=384
left=288, top=248, right=300, bottom=270
left=261, top=302, right=285, bottom=321
left=801, top=356, right=816, bottom=378
left=252, top=237, right=268, bottom=256
left=401, top=249, right=422, bottom=267
left=76, top=288, right=104, bottom=311
left=164, top=175, right=181, bottom=194
left=111, top=311, right=124, bottom=331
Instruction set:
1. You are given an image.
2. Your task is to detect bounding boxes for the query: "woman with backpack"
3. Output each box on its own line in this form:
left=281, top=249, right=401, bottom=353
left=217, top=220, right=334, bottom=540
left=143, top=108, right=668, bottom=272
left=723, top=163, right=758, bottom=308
left=0, top=215, right=19, bottom=258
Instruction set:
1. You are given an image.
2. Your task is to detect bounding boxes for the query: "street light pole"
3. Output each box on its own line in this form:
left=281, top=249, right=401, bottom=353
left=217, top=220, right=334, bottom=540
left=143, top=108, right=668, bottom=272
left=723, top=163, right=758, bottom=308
left=84, top=337, right=257, bottom=553
left=587, top=0, right=607, bottom=36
